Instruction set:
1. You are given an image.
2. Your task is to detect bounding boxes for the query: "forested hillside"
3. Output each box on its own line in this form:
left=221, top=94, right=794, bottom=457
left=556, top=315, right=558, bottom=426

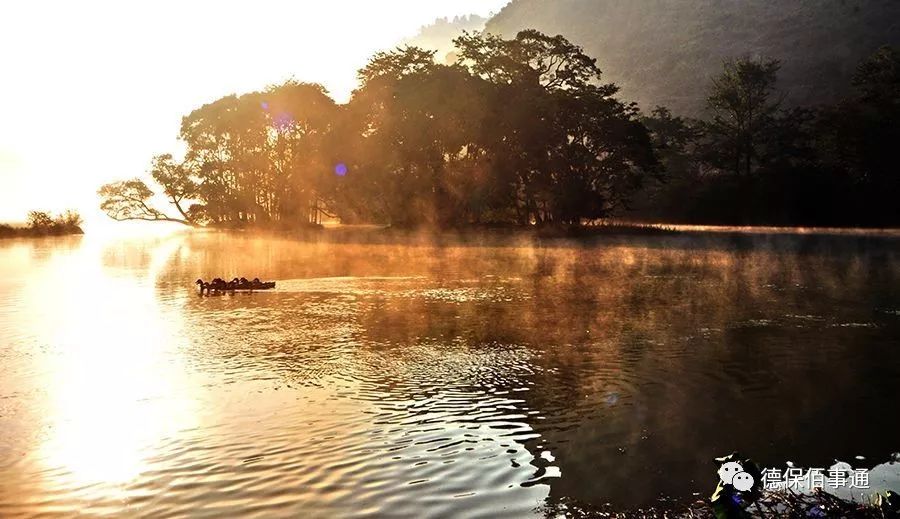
left=402, top=15, right=488, bottom=64
left=97, top=4, right=900, bottom=229
left=486, top=0, right=900, bottom=115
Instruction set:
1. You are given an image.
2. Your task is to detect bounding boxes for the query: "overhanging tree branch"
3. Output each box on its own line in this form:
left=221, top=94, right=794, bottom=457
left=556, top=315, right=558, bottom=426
left=98, top=178, right=197, bottom=226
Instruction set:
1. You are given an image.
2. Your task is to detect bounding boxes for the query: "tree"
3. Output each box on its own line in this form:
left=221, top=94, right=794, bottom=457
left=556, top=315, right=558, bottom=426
left=179, top=93, right=266, bottom=224
left=150, top=154, right=201, bottom=223
left=527, top=85, right=649, bottom=224
left=178, top=81, right=337, bottom=225
left=852, top=45, right=900, bottom=103
left=54, top=210, right=83, bottom=229
left=98, top=179, right=195, bottom=225
left=642, top=49, right=898, bottom=227
left=704, top=57, right=782, bottom=176
left=343, top=49, right=492, bottom=226
left=816, top=46, right=900, bottom=224
left=26, top=211, right=54, bottom=230
left=454, top=30, right=657, bottom=224
left=262, top=81, right=339, bottom=224
left=642, top=107, right=702, bottom=181
left=98, top=31, right=658, bottom=229
left=25, top=210, right=83, bottom=235
left=357, top=46, right=437, bottom=85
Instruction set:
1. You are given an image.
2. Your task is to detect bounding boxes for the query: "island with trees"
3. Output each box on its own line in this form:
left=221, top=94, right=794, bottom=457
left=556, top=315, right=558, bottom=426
left=0, top=211, right=84, bottom=238
left=98, top=30, right=899, bottom=231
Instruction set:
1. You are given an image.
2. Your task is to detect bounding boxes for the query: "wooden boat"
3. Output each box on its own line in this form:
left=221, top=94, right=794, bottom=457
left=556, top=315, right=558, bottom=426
left=196, top=278, right=276, bottom=294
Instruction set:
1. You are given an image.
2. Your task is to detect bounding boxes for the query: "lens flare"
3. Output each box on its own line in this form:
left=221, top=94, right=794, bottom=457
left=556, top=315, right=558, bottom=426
left=274, top=112, right=293, bottom=129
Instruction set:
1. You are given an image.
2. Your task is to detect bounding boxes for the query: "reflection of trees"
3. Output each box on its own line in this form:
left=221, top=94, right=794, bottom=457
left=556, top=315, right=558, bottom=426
left=163, top=232, right=900, bottom=510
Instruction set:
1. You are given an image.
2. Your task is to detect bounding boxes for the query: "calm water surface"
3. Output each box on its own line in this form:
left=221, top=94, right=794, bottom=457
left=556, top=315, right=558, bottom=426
left=1, top=230, right=899, bottom=516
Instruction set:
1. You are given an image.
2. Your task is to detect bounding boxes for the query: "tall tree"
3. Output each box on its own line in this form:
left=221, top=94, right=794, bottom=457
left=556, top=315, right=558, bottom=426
left=344, top=47, right=492, bottom=226
left=455, top=30, right=657, bottom=224
left=149, top=154, right=202, bottom=223
left=704, top=57, right=782, bottom=176
left=177, top=81, right=336, bottom=225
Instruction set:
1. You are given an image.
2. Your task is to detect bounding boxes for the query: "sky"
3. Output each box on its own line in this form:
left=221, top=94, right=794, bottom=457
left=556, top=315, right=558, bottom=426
left=0, top=0, right=509, bottom=226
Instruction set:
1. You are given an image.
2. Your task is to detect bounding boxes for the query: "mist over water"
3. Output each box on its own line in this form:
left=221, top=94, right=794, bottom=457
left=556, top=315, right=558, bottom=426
left=1, top=230, right=899, bottom=515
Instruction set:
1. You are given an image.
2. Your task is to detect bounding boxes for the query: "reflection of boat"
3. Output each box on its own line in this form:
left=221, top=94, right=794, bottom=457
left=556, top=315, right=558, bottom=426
left=195, top=278, right=276, bottom=294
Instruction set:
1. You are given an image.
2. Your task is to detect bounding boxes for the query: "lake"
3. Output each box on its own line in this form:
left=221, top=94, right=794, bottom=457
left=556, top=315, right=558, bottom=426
left=1, top=229, right=899, bottom=516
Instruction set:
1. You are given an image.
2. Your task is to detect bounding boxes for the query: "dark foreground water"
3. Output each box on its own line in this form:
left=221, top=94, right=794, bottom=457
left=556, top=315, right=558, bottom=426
left=1, top=229, right=899, bottom=517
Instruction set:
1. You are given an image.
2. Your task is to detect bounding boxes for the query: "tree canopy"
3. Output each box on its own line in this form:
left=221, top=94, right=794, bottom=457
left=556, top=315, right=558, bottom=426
left=100, top=31, right=658, bottom=229
left=704, top=57, right=782, bottom=177
left=633, top=46, right=900, bottom=226
left=98, top=32, right=899, bottom=229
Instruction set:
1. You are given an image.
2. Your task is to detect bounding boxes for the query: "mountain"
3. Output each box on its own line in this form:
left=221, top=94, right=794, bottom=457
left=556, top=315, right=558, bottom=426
left=402, top=15, right=488, bottom=65
left=485, top=0, right=900, bottom=115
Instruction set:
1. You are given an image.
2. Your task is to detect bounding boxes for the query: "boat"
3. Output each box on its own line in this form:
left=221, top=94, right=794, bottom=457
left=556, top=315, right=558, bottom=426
left=196, top=278, right=276, bottom=294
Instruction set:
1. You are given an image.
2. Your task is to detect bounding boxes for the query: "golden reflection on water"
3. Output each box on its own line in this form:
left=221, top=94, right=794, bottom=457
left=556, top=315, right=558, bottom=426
left=1, top=230, right=899, bottom=516
left=3, top=236, right=198, bottom=507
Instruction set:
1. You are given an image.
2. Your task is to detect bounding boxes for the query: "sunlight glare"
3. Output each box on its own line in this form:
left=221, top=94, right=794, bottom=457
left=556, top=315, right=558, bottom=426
left=25, top=237, right=197, bottom=491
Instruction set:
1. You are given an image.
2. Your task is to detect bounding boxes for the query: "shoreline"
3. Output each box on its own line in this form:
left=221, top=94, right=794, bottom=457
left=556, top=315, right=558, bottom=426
left=180, top=221, right=900, bottom=248
left=0, top=225, right=84, bottom=239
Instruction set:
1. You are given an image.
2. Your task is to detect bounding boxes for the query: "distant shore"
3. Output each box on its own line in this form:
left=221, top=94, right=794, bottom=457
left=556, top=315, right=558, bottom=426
left=0, top=210, right=85, bottom=239
left=0, top=223, right=84, bottom=239
left=200, top=221, right=680, bottom=240
left=202, top=219, right=900, bottom=241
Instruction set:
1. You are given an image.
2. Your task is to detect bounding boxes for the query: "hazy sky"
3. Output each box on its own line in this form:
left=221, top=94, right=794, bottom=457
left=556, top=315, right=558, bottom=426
left=0, top=0, right=508, bottom=224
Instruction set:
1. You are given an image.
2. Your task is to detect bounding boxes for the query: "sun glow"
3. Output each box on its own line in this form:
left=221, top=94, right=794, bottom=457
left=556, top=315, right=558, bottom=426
left=20, top=237, right=198, bottom=493
left=0, top=1, right=509, bottom=226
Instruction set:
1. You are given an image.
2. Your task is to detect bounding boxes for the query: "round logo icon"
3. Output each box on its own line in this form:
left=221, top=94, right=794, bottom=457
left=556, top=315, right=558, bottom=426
left=718, top=461, right=744, bottom=485
left=732, top=471, right=755, bottom=491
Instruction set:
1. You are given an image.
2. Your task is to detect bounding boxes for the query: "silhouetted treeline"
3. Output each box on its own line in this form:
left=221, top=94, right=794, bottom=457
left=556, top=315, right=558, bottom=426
left=0, top=210, right=84, bottom=238
left=100, top=30, right=657, bottom=228
left=99, top=83, right=337, bottom=226
left=99, top=32, right=900, bottom=229
left=636, top=46, right=900, bottom=227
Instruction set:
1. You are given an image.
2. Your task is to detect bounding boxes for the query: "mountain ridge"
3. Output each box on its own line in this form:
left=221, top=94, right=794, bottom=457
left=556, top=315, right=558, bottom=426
left=484, top=0, right=900, bottom=115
